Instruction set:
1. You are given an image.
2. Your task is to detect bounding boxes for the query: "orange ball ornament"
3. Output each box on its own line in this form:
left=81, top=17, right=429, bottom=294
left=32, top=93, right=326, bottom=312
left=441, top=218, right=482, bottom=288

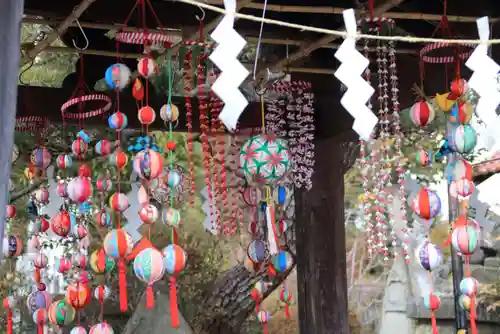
left=138, top=106, right=156, bottom=125
left=65, top=283, right=91, bottom=309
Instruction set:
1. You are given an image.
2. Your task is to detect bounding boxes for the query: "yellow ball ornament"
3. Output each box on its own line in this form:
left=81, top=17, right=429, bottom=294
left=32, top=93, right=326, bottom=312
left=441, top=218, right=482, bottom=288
left=435, top=93, right=455, bottom=112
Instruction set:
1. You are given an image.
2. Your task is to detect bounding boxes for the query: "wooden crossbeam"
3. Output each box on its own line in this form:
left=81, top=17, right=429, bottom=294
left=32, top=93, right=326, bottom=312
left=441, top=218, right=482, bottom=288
left=255, top=0, right=406, bottom=79
left=205, top=0, right=489, bottom=23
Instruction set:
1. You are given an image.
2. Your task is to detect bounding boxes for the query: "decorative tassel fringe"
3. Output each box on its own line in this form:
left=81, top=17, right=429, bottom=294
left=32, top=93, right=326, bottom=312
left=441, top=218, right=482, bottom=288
left=431, top=313, right=438, bottom=334
left=285, top=304, right=290, bottom=319
left=470, top=297, right=477, bottom=334
left=146, top=285, right=155, bottom=309
left=38, top=323, right=43, bottom=334
left=118, top=259, right=128, bottom=312
left=7, top=309, right=12, bottom=334
left=170, top=276, right=180, bottom=327
left=263, top=324, right=268, bottom=334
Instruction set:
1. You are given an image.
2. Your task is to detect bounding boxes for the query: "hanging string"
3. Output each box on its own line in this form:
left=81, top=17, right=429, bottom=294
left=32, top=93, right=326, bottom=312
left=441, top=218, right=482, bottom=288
left=166, top=49, right=177, bottom=245
left=252, top=0, right=269, bottom=80
left=179, top=0, right=500, bottom=45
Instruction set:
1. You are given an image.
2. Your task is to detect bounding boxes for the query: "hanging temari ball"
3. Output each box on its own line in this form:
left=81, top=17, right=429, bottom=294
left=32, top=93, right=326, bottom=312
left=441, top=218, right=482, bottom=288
left=449, top=159, right=473, bottom=182
left=105, top=63, right=131, bottom=90
left=415, top=241, right=442, bottom=271
left=450, top=78, right=469, bottom=97
left=133, top=149, right=164, bottom=180
left=90, top=248, right=115, bottom=275
left=271, top=250, right=294, bottom=273
left=452, top=225, right=479, bottom=256
left=2, top=235, right=22, bottom=258
left=109, top=151, right=128, bottom=169
left=67, top=177, right=92, bottom=203
left=65, top=283, right=91, bottom=309
left=411, top=188, right=441, bottom=220
left=448, top=124, right=477, bottom=154
left=410, top=100, right=435, bottom=127
left=133, top=248, right=165, bottom=308
left=31, top=147, right=52, bottom=169
left=137, top=57, right=159, bottom=78
left=247, top=239, right=267, bottom=264
left=48, top=299, right=76, bottom=326
left=72, top=138, right=88, bottom=158
left=103, top=229, right=133, bottom=259
left=162, top=244, right=187, bottom=276
left=108, top=111, right=128, bottom=131
left=57, top=154, right=73, bottom=169
left=459, top=295, right=472, bottom=311
left=95, top=140, right=112, bottom=156
left=162, top=208, right=181, bottom=227
left=460, top=277, right=480, bottom=297
left=89, top=322, right=114, bottom=334
left=51, top=210, right=71, bottom=237
left=139, top=204, right=159, bottom=224
left=70, top=326, right=87, bottom=334
left=240, top=135, right=290, bottom=185
left=27, top=290, right=52, bottom=312
left=423, top=293, right=441, bottom=311
left=109, top=193, right=129, bottom=213
left=138, top=106, right=156, bottom=125
left=160, top=104, right=179, bottom=122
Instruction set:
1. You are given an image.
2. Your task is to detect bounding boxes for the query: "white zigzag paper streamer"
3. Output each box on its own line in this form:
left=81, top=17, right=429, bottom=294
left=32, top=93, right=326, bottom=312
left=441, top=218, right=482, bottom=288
left=209, top=0, right=249, bottom=132
left=466, top=17, right=500, bottom=149
left=334, top=9, right=377, bottom=140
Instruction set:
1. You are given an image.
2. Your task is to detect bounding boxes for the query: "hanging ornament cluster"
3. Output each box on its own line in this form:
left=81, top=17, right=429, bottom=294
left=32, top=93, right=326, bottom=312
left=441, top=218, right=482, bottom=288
left=266, top=81, right=315, bottom=190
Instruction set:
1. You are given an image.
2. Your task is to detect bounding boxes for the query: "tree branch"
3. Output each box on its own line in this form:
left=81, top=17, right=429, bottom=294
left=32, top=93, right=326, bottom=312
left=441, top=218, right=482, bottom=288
left=9, top=179, right=46, bottom=204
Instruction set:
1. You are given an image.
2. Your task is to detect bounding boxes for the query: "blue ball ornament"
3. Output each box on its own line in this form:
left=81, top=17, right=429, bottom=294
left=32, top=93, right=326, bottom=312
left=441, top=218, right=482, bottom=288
left=105, top=64, right=131, bottom=90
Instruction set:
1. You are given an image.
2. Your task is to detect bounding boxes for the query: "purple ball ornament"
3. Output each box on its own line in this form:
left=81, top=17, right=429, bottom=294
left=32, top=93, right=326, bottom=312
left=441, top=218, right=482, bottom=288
left=415, top=241, right=443, bottom=271
left=30, top=147, right=52, bottom=170
left=247, top=240, right=267, bottom=264
left=27, top=290, right=53, bottom=313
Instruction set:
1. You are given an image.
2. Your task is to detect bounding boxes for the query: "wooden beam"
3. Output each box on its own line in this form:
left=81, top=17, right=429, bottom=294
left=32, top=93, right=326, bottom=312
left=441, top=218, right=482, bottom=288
left=20, top=0, right=98, bottom=66
left=0, top=0, right=24, bottom=258
left=205, top=0, right=488, bottom=23
left=256, top=0, right=405, bottom=79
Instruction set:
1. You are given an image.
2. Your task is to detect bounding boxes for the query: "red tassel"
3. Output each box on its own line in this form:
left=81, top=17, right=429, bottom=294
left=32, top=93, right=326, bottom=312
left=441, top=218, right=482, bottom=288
left=38, top=323, right=43, bottom=334
left=285, top=304, right=290, bottom=319
left=263, top=323, right=268, bottom=334
left=470, top=297, right=477, bottom=334
left=118, top=259, right=128, bottom=312
left=431, top=313, right=438, bottom=334
left=7, top=309, right=12, bottom=334
left=173, top=228, right=179, bottom=245
left=146, top=285, right=155, bottom=309
left=170, top=276, right=180, bottom=327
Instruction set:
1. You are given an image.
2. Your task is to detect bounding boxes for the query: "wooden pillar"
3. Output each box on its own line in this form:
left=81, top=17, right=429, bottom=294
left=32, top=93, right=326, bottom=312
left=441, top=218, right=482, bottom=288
left=0, top=0, right=24, bottom=258
left=295, top=132, right=358, bottom=334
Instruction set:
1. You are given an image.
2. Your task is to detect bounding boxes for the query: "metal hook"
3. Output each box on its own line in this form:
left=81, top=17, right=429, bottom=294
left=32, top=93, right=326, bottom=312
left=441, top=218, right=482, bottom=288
left=195, top=5, right=206, bottom=21
left=72, top=7, right=89, bottom=51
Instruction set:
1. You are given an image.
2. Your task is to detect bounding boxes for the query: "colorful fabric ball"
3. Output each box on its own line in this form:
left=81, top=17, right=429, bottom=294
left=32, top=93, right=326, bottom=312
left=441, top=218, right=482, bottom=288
left=459, top=295, right=472, bottom=311
left=448, top=102, right=473, bottom=124
left=247, top=240, right=267, bottom=264
left=450, top=178, right=475, bottom=198
left=34, top=253, right=48, bottom=269
left=240, top=135, right=291, bottom=185
left=31, top=147, right=52, bottom=169
left=109, top=151, right=128, bottom=169
left=3, top=235, right=22, bottom=258
left=5, top=205, right=15, bottom=219
left=279, top=287, right=292, bottom=304
left=137, top=57, right=158, bottom=78
left=55, top=258, right=71, bottom=273
left=72, top=252, right=88, bottom=268
left=70, top=326, right=88, bottom=334
left=90, top=248, right=115, bottom=274
left=48, top=299, right=76, bottom=326
left=65, top=283, right=91, bottom=309
left=423, top=294, right=441, bottom=311
left=460, top=277, right=479, bottom=297
left=76, top=130, right=91, bottom=144
left=133, top=149, right=164, bottom=180
left=94, top=210, right=112, bottom=228
left=34, top=187, right=50, bottom=204
left=89, top=322, right=114, bottom=334
left=68, top=176, right=92, bottom=203
left=415, top=241, right=443, bottom=271
left=57, top=154, right=73, bottom=169
left=448, top=124, right=477, bottom=154
left=452, top=224, right=479, bottom=256
left=451, top=78, right=469, bottom=97
left=139, top=204, right=159, bottom=224
left=257, top=310, right=270, bottom=324
left=103, top=229, right=133, bottom=259
left=105, top=63, right=131, bottom=90
left=51, top=210, right=72, bottom=237
left=109, top=192, right=129, bottom=212
left=3, top=296, right=16, bottom=310
left=138, top=106, right=156, bottom=125
left=108, top=112, right=128, bottom=131
left=133, top=248, right=165, bottom=285
left=96, top=177, right=112, bottom=192
left=411, top=188, right=441, bottom=220
left=78, top=165, right=92, bottom=178
left=33, top=308, right=48, bottom=324
left=93, top=285, right=111, bottom=303
left=24, top=166, right=42, bottom=180
left=162, top=244, right=187, bottom=276
left=57, top=182, right=69, bottom=198
left=72, top=138, right=88, bottom=158
left=11, top=144, right=19, bottom=164
left=410, top=100, right=435, bottom=127
left=27, top=291, right=52, bottom=312
left=450, top=159, right=473, bottom=182
left=435, top=92, right=455, bottom=112
left=162, top=208, right=181, bottom=227
left=271, top=250, right=293, bottom=273
left=415, top=149, right=431, bottom=167
left=72, top=224, right=89, bottom=240
left=273, top=186, right=289, bottom=206
left=277, top=219, right=289, bottom=236
left=159, top=104, right=179, bottom=122
left=95, top=140, right=112, bottom=156
left=166, top=169, right=182, bottom=187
